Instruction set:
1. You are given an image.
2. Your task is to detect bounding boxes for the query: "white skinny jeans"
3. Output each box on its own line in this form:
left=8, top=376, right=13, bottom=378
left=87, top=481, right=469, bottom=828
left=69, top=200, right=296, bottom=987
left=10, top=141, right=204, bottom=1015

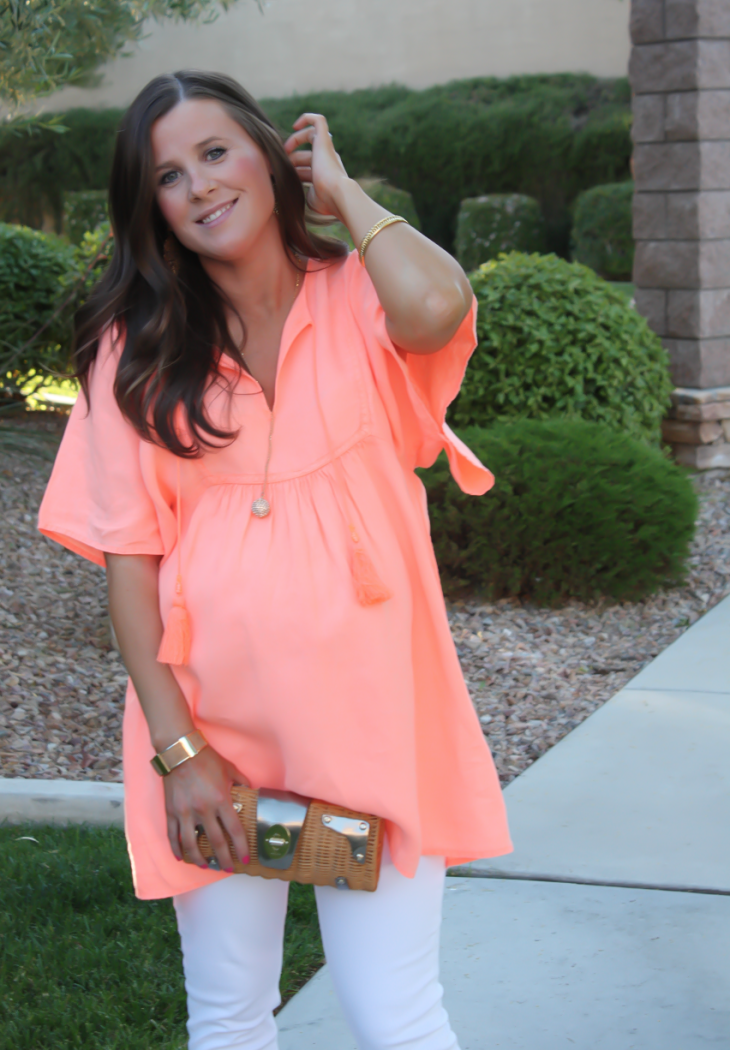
left=173, top=847, right=460, bottom=1050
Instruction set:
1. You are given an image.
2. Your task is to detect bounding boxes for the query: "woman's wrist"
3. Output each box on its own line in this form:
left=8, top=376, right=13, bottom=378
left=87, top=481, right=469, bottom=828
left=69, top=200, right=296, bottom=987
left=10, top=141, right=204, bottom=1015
left=151, top=729, right=208, bottom=776
left=326, top=176, right=361, bottom=220
left=150, top=718, right=197, bottom=754
left=330, top=178, right=389, bottom=242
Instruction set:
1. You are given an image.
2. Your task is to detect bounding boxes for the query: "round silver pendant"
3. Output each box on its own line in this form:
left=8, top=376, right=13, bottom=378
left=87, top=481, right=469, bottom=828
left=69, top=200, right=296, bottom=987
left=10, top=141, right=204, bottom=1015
left=251, top=497, right=271, bottom=518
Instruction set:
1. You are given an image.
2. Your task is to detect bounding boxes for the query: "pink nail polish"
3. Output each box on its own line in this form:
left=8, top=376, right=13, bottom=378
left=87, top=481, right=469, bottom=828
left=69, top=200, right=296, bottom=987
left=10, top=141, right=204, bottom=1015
left=198, top=863, right=208, bottom=869
left=242, top=855, right=250, bottom=865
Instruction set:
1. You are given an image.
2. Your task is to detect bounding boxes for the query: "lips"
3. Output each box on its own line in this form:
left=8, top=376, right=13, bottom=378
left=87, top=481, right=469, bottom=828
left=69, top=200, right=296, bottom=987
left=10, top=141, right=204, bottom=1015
left=196, top=199, right=237, bottom=226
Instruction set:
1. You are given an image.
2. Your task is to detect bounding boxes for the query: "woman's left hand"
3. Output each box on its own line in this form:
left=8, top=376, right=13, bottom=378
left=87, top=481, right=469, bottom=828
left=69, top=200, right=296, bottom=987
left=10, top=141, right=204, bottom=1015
left=284, top=113, right=349, bottom=219
left=284, top=113, right=473, bottom=357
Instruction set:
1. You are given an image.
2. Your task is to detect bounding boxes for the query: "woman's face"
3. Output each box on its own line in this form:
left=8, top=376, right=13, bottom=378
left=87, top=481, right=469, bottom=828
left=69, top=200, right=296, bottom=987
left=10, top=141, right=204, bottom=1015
left=151, top=98, right=277, bottom=261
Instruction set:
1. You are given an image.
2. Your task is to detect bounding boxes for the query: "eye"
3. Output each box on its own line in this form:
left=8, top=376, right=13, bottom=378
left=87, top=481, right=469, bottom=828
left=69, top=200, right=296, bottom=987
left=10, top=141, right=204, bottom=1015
left=206, top=146, right=226, bottom=161
left=159, top=170, right=180, bottom=187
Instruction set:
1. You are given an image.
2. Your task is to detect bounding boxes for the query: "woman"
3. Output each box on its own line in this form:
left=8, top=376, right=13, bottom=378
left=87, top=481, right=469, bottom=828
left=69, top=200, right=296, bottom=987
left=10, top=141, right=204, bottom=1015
left=39, top=70, right=511, bottom=1050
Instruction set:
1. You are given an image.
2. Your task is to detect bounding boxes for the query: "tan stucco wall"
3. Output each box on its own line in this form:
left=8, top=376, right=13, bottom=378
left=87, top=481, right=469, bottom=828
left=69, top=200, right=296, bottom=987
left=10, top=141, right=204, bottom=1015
left=43, top=0, right=630, bottom=112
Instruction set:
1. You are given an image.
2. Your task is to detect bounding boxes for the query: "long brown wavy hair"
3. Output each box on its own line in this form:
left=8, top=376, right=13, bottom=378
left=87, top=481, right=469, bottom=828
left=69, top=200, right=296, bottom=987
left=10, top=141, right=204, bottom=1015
left=73, top=70, right=347, bottom=457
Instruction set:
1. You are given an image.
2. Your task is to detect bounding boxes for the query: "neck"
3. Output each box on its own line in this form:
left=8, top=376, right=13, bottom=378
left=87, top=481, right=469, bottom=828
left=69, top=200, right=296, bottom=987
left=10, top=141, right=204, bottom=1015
left=199, top=218, right=298, bottom=327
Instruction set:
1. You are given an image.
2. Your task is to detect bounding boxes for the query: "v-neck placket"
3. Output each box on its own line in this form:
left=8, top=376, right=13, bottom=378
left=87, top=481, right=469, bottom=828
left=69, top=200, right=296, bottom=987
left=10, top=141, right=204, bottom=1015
left=235, top=263, right=313, bottom=416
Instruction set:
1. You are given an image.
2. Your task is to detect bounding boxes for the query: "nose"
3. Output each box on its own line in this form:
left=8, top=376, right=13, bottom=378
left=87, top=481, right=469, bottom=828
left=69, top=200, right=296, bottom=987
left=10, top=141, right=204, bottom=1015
left=188, top=165, right=215, bottom=200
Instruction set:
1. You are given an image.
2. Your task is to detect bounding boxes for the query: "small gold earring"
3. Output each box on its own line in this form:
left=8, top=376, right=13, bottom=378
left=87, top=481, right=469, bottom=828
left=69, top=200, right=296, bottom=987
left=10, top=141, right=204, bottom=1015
left=273, top=200, right=280, bottom=216
left=163, top=233, right=181, bottom=275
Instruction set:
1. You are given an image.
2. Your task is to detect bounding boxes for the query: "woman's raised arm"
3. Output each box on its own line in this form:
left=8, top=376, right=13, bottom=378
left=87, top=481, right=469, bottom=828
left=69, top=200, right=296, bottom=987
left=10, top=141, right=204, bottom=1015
left=285, top=113, right=473, bottom=356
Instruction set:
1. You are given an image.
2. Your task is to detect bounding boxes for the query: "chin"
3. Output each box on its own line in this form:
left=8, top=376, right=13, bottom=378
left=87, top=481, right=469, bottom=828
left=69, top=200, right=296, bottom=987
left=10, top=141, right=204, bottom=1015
left=203, top=242, right=252, bottom=263
left=193, top=220, right=268, bottom=262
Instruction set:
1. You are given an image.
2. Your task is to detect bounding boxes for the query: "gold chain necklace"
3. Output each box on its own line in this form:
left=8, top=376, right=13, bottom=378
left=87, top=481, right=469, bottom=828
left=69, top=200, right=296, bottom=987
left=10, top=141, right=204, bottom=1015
left=249, top=265, right=301, bottom=519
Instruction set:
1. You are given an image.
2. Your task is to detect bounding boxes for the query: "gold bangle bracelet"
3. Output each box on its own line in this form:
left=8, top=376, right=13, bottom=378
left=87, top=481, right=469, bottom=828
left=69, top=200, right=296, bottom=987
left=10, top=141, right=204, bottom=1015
left=151, top=729, right=208, bottom=776
left=358, top=215, right=409, bottom=265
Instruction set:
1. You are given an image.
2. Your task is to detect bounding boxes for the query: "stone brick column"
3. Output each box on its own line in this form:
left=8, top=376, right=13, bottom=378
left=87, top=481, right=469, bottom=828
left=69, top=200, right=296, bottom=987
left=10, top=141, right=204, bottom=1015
left=630, top=0, right=730, bottom=467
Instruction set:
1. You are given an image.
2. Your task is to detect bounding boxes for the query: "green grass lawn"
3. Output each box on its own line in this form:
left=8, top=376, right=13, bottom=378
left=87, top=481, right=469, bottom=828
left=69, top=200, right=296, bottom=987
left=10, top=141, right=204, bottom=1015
left=0, top=824, right=324, bottom=1050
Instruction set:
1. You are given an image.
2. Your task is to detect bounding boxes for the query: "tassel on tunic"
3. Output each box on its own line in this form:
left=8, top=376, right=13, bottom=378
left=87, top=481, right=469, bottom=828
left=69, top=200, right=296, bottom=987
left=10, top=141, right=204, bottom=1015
left=157, top=460, right=191, bottom=666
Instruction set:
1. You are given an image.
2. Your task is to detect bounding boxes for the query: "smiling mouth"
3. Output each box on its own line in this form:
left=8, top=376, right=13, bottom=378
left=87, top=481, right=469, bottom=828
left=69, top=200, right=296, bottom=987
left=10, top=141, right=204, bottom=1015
left=197, top=200, right=237, bottom=225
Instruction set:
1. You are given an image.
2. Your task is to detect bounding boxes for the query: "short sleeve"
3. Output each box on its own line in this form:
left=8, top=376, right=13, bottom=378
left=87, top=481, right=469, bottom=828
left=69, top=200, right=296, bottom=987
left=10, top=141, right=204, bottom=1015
left=38, top=330, right=167, bottom=567
left=346, top=252, right=494, bottom=496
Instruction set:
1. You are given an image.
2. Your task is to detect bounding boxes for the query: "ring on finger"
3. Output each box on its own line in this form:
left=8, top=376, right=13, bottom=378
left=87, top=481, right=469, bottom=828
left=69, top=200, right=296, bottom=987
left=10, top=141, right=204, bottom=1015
left=194, top=824, right=220, bottom=869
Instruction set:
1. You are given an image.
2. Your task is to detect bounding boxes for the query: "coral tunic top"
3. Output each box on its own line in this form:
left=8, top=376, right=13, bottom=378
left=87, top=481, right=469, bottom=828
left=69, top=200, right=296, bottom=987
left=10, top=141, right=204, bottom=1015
left=38, top=251, right=511, bottom=899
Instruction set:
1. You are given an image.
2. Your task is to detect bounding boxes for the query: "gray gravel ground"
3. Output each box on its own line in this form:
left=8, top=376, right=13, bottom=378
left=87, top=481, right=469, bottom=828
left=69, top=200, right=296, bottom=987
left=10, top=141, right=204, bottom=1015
left=2, top=416, right=729, bottom=785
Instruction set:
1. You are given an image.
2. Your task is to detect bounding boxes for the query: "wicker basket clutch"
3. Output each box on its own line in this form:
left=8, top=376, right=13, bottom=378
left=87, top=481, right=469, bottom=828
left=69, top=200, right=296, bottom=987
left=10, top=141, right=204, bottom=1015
left=189, top=786, right=384, bottom=892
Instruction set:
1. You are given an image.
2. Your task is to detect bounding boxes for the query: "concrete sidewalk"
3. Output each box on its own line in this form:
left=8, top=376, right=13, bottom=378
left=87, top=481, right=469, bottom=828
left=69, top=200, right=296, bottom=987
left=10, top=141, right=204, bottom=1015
left=277, top=594, right=730, bottom=1048
left=277, top=879, right=730, bottom=1049
left=0, top=777, right=124, bottom=825
left=461, top=593, right=730, bottom=891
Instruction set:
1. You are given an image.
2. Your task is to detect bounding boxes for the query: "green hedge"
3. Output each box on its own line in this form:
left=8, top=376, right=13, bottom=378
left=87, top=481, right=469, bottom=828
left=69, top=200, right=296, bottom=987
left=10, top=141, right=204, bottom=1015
left=312, top=179, right=420, bottom=249
left=450, top=252, right=672, bottom=445
left=363, top=77, right=631, bottom=251
left=0, top=75, right=631, bottom=250
left=358, top=178, right=421, bottom=229
left=0, top=109, right=122, bottom=230
left=0, top=222, right=112, bottom=403
left=572, top=180, right=634, bottom=280
left=419, top=420, right=697, bottom=605
left=0, top=224, right=76, bottom=399
left=455, top=194, right=546, bottom=271
left=63, top=189, right=109, bottom=244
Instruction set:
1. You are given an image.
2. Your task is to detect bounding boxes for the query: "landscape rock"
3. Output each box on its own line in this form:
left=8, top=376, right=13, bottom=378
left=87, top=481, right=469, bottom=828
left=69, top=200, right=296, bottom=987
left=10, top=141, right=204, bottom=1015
left=1, top=434, right=729, bottom=788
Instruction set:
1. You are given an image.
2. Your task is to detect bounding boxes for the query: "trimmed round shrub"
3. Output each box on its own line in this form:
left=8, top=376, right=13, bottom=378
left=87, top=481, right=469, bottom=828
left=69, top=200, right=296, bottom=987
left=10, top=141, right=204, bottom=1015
left=63, top=189, right=109, bottom=245
left=455, top=194, right=547, bottom=271
left=450, top=252, right=672, bottom=445
left=572, top=180, right=633, bottom=279
left=367, top=81, right=631, bottom=250
left=419, top=420, right=698, bottom=605
left=0, top=223, right=76, bottom=398
left=0, top=222, right=112, bottom=403
left=358, top=178, right=421, bottom=229
left=314, top=179, right=420, bottom=249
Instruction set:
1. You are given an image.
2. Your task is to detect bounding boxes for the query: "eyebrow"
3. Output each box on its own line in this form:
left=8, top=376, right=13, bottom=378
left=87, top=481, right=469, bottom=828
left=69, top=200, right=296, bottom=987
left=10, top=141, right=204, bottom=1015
left=154, top=137, right=227, bottom=172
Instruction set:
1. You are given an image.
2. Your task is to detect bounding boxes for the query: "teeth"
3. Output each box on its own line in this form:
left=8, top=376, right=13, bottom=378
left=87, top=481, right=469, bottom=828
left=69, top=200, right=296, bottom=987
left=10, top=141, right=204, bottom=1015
left=201, top=203, right=232, bottom=224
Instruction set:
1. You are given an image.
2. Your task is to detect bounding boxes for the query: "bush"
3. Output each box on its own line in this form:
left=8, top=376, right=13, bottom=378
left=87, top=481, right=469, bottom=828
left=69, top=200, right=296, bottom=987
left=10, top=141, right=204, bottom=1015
left=314, top=179, right=420, bottom=249
left=572, top=180, right=634, bottom=280
left=357, top=178, right=421, bottom=229
left=0, top=223, right=76, bottom=400
left=0, top=75, right=631, bottom=250
left=367, top=76, right=631, bottom=250
left=450, top=252, right=672, bottom=445
left=0, top=222, right=113, bottom=403
left=63, top=189, right=109, bottom=244
left=419, top=420, right=698, bottom=605
left=263, top=84, right=413, bottom=180
left=0, top=109, right=122, bottom=230
left=455, top=194, right=547, bottom=271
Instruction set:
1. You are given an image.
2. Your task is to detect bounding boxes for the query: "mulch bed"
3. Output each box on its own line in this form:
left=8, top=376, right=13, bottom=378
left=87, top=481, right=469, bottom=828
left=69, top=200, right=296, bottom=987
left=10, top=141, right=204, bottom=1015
left=2, top=414, right=729, bottom=786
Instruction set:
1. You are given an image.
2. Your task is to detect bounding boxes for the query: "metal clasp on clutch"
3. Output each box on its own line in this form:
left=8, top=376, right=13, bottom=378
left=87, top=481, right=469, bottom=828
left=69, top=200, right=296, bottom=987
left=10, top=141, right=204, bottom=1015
left=256, top=789, right=310, bottom=870
left=321, top=813, right=370, bottom=863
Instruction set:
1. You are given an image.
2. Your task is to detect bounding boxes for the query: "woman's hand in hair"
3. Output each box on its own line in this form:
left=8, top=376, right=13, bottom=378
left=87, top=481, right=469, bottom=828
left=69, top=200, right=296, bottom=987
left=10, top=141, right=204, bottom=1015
left=284, top=113, right=350, bottom=219
left=286, top=114, right=473, bottom=356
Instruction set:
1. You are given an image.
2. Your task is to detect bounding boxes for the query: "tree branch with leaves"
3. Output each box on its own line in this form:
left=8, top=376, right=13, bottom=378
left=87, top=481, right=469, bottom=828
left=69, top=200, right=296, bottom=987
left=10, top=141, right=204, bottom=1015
left=1, top=0, right=259, bottom=105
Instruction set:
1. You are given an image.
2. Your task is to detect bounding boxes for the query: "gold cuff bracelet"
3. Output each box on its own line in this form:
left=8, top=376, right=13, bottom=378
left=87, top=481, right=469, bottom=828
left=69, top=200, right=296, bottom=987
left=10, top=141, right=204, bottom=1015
left=151, top=729, right=208, bottom=776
